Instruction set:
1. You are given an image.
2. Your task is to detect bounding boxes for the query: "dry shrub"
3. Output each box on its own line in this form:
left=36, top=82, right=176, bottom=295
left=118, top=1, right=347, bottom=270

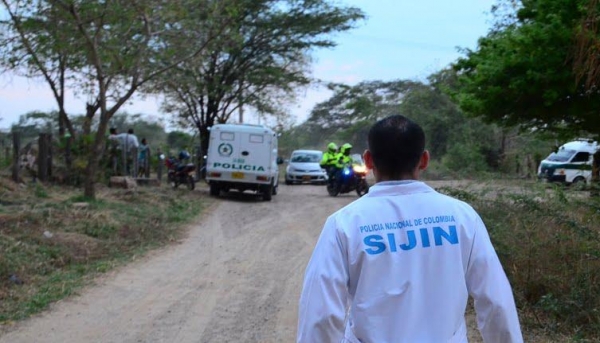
left=47, top=232, right=103, bottom=263
left=439, top=185, right=600, bottom=339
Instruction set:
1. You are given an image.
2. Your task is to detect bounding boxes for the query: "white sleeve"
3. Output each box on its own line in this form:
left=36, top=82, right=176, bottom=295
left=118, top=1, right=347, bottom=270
left=297, top=216, right=349, bottom=343
left=132, top=135, right=139, bottom=148
left=466, top=215, right=524, bottom=343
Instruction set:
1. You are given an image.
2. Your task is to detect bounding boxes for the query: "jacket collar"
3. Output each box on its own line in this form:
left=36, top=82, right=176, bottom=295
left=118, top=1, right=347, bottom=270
left=366, top=180, right=436, bottom=197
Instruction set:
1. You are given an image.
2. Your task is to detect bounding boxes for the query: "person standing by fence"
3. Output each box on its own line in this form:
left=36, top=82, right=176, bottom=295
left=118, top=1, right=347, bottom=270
left=138, top=138, right=150, bottom=177
left=108, top=128, right=139, bottom=176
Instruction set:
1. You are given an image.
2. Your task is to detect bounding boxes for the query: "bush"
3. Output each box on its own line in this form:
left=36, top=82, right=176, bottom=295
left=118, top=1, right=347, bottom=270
left=438, top=185, right=600, bottom=339
left=442, top=143, right=489, bottom=175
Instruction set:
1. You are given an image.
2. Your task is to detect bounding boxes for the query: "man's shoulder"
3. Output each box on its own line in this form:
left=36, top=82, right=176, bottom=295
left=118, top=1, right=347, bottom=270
left=426, top=189, right=480, bottom=215
left=332, top=184, right=478, bottom=216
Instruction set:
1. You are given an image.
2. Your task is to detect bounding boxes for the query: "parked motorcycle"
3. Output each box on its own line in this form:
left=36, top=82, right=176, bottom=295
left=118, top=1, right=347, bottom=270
left=327, top=161, right=369, bottom=197
left=165, top=154, right=196, bottom=190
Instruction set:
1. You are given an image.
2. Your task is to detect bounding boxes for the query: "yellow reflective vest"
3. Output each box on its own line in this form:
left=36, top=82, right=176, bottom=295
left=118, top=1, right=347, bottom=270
left=321, top=151, right=339, bottom=167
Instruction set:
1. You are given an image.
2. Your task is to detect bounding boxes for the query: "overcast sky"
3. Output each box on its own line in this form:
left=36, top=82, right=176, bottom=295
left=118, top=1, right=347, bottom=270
left=0, top=0, right=496, bottom=129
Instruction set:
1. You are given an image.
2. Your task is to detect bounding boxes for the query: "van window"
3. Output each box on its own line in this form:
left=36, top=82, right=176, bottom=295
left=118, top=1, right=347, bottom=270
left=547, top=149, right=575, bottom=162
left=249, top=134, right=264, bottom=143
left=571, top=152, right=590, bottom=163
left=220, top=132, right=234, bottom=141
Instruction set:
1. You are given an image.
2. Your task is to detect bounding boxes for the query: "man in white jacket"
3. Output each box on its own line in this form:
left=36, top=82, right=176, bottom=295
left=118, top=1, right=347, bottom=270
left=297, top=115, right=523, bottom=343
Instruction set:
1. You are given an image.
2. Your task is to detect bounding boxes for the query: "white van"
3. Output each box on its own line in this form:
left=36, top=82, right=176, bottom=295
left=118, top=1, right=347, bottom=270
left=205, top=124, right=281, bottom=200
left=538, top=139, right=599, bottom=184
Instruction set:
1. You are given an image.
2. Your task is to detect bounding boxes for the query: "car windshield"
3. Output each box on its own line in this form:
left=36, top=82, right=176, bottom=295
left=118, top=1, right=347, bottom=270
left=351, top=154, right=364, bottom=165
left=547, top=149, right=575, bottom=162
left=291, top=152, right=321, bottom=163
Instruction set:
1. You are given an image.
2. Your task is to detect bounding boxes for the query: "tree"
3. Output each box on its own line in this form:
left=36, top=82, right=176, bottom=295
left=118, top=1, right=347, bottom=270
left=574, top=0, right=600, bottom=89
left=157, top=0, right=364, bottom=156
left=1, top=0, right=230, bottom=198
left=452, top=0, right=600, bottom=137
left=1, top=0, right=78, bottom=137
left=304, top=80, right=421, bottom=141
left=166, top=131, right=194, bottom=153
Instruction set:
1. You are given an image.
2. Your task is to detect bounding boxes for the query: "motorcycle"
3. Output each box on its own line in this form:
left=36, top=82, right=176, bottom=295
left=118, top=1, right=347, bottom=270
left=327, top=162, right=369, bottom=197
left=165, top=157, right=196, bottom=190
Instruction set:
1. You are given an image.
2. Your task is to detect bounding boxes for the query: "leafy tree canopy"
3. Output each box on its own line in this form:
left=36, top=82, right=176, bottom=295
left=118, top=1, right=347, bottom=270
left=157, top=0, right=365, bottom=155
left=452, top=0, right=600, bottom=137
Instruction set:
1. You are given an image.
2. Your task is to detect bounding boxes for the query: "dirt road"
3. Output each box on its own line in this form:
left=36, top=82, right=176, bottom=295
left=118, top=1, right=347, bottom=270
left=1, top=183, right=488, bottom=343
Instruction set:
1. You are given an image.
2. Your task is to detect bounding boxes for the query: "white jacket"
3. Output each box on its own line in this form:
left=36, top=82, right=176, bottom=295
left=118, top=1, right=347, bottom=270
left=297, top=181, right=523, bottom=343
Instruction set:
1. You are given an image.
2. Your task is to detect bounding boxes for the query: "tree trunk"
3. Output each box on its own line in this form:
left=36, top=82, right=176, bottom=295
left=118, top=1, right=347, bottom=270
left=38, top=133, right=49, bottom=182
left=11, top=132, right=20, bottom=183
left=83, top=149, right=100, bottom=199
left=83, top=114, right=110, bottom=199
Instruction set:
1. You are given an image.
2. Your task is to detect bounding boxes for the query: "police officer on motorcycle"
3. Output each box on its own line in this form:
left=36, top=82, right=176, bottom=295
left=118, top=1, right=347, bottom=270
left=332, top=143, right=353, bottom=188
left=320, top=142, right=340, bottom=186
left=338, top=143, right=353, bottom=166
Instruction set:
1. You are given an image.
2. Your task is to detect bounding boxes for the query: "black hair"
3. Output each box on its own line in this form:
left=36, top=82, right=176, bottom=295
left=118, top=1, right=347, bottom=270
left=127, top=128, right=134, bottom=134
left=367, top=115, right=426, bottom=179
left=109, top=127, right=117, bottom=135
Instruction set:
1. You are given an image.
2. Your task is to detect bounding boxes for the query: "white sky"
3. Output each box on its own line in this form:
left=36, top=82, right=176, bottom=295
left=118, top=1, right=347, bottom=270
left=0, top=0, right=496, bottom=129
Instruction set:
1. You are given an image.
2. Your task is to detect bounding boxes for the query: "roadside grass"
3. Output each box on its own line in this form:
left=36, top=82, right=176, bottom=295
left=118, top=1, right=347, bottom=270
left=0, top=177, right=210, bottom=325
left=437, top=181, right=600, bottom=342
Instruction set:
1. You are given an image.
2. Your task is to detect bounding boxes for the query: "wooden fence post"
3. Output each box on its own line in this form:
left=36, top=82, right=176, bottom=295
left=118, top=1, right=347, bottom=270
left=48, top=134, right=53, bottom=179
left=145, top=148, right=151, bottom=178
left=38, top=133, right=49, bottom=182
left=131, top=146, right=138, bottom=178
left=11, top=132, right=20, bottom=182
left=121, top=147, right=127, bottom=177
left=65, top=135, right=72, bottom=181
left=156, top=148, right=163, bottom=181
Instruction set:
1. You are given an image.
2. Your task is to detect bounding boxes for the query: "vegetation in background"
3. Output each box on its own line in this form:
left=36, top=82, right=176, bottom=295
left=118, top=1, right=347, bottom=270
left=437, top=183, right=600, bottom=341
left=452, top=0, right=600, bottom=139
left=279, top=77, right=556, bottom=179
left=0, top=0, right=363, bottom=199
left=156, top=0, right=365, bottom=157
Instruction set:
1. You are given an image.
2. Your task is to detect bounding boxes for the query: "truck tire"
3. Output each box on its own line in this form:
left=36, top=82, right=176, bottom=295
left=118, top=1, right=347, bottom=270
left=209, top=183, right=220, bottom=197
left=263, top=182, right=273, bottom=201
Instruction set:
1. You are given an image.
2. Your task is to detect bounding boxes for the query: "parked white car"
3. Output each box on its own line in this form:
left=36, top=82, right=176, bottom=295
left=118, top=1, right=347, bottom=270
left=285, top=150, right=328, bottom=185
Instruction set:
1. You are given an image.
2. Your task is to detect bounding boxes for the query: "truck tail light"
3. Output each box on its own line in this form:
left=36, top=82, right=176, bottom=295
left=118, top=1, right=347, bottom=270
left=209, top=172, right=222, bottom=178
left=256, top=176, right=269, bottom=181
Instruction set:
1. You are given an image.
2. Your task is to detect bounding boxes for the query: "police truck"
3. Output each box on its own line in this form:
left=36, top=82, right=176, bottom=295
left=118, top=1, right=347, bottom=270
left=205, top=124, right=282, bottom=200
left=538, top=138, right=599, bottom=185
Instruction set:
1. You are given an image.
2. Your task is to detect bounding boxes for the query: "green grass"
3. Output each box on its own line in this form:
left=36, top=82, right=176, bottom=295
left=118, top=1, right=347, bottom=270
left=0, top=182, right=210, bottom=324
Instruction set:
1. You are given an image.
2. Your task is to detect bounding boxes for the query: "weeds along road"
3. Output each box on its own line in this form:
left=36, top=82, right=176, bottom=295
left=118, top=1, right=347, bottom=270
left=0, top=184, right=357, bottom=343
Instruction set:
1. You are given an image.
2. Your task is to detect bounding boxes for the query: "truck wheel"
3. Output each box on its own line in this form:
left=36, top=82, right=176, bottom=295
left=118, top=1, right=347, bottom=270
left=209, top=183, right=220, bottom=196
left=263, top=182, right=273, bottom=201
left=572, top=176, right=586, bottom=190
